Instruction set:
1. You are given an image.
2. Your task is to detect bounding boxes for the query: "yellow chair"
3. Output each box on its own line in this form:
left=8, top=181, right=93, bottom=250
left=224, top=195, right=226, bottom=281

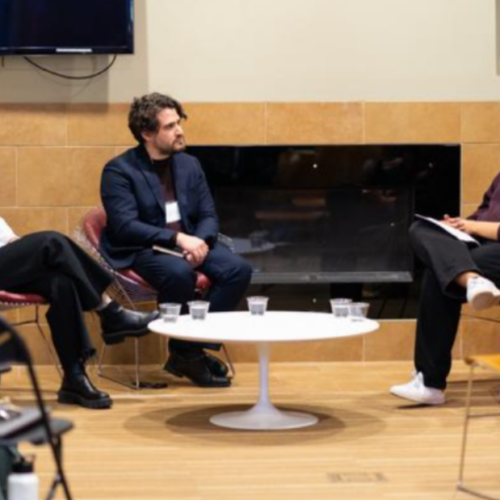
left=458, top=353, right=500, bottom=500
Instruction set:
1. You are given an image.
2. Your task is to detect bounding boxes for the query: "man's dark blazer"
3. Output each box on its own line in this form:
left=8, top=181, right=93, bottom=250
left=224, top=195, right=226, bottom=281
left=100, top=145, right=219, bottom=269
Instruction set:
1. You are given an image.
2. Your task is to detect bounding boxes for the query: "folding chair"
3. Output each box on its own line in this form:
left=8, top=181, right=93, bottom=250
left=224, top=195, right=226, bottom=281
left=458, top=353, right=500, bottom=500
left=0, top=291, right=61, bottom=377
left=74, top=207, right=234, bottom=389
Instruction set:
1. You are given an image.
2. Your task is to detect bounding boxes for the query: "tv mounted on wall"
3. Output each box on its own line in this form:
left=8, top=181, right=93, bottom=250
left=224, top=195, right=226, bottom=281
left=0, top=0, right=134, bottom=55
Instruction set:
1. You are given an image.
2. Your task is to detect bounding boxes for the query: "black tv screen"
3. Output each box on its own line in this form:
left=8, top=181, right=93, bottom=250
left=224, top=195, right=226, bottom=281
left=0, top=0, right=134, bottom=55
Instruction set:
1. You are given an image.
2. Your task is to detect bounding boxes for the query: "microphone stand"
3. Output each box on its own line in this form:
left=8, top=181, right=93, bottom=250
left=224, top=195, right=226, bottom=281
left=0, top=316, right=73, bottom=500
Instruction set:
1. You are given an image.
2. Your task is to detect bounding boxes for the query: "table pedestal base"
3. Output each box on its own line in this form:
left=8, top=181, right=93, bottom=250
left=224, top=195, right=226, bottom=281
left=210, top=401, right=318, bottom=430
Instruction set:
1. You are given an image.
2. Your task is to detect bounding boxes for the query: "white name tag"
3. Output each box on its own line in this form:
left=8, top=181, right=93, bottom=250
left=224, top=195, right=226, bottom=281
left=166, top=202, right=181, bottom=223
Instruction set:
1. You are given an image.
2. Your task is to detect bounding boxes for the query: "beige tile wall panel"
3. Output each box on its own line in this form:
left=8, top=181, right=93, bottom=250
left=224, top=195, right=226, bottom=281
left=0, top=207, right=68, bottom=236
left=18, top=305, right=49, bottom=324
left=462, top=102, right=500, bottom=143
left=0, top=104, right=66, bottom=146
left=461, top=203, right=479, bottom=218
left=0, top=148, right=17, bottom=206
left=462, top=144, right=500, bottom=205
left=68, top=206, right=98, bottom=236
left=16, top=324, right=55, bottom=365
left=364, top=320, right=415, bottom=361
left=183, top=103, right=267, bottom=145
left=0, top=309, right=18, bottom=323
left=266, top=103, right=363, bottom=145
left=67, top=104, right=134, bottom=146
left=461, top=317, right=500, bottom=358
left=17, top=148, right=70, bottom=206
left=365, top=103, right=461, bottom=144
left=17, top=147, right=114, bottom=207
left=66, top=148, right=115, bottom=206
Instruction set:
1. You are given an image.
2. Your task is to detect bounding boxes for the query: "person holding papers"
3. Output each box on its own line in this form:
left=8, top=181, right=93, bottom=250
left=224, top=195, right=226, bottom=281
left=391, top=171, right=500, bottom=405
left=100, top=93, right=252, bottom=388
left=0, top=218, right=157, bottom=409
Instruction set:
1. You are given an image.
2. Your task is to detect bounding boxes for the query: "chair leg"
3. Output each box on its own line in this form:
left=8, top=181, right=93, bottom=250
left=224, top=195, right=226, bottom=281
left=34, top=320, right=63, bottom=379
left=97, top=338, right=167, bottom=390
left=457, top=364, right=500, bottom=500
left=222, top=344, right=236, bottom=377
left=457, top=364, right=474, bottom=490
left=14, top=306, right=63, bottom=379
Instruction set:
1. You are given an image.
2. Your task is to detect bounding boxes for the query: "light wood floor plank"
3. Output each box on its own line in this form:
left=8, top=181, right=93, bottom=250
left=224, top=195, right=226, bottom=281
left=2, top=361, right=500, bottom=500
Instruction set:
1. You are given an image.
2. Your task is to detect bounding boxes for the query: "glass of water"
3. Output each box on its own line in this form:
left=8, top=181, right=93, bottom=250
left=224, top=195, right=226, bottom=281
left=349, top=302, right=370, bottom=322
left=247, top=296, right=269, bottom=315
left=330, top=298, right=352, bottom=319
left=159, top=303, right=181, bottom=323
left=188, top=300, right=210, bottom=320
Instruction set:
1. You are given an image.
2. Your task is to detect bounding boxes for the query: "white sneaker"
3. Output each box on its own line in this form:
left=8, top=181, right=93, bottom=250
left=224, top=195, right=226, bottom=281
left=390, top=372, right=445, bottom=405
left=466, top=276, right=500, bottom=311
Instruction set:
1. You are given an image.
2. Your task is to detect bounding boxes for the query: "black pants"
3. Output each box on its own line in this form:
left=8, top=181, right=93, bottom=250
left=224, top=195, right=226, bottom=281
left=410, top=220, right=500, bottom=389
left=0, top=232, right=112, bottom=372
left=132, top=242, right=252, bottom=354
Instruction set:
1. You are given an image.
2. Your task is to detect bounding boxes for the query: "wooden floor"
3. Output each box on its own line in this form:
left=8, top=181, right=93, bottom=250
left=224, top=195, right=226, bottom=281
left=3, top=361, right=500, bottom=500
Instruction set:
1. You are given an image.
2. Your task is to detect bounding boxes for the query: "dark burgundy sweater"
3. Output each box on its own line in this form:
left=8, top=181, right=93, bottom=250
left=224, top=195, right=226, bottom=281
left=468, top=171, right=500, bottom=240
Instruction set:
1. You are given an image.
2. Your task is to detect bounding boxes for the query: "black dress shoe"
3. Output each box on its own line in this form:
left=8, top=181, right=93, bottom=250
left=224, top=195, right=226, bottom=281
left=98, top=301, right=159, bottom=345
left=57, top=372, right=113, bottom=409
left=204, top=353, right=229, bottom=377
left=165, top=352, right=231, bottom=388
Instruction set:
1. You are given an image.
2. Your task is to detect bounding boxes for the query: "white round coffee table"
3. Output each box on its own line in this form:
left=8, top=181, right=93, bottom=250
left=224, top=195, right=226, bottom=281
left=149, top=311, right=378, bottom=431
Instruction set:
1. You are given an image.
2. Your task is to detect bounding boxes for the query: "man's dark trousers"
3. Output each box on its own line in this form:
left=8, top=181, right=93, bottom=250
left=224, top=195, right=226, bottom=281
left=410, top=220, right=500, bottom=389
left=0, top=232, right=112, bottom=371
left=132, top=242, right=252, bottom=354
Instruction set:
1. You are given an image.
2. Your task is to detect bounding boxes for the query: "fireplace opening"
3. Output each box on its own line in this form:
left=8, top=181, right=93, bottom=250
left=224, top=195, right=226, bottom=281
left=189, top=145, right=460, bottom=319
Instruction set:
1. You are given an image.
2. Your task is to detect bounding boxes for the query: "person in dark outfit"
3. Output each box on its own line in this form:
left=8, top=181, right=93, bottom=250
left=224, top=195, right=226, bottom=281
left=391, top=172, right=500, bottom=405
left=0, top=220, right=158, bottom=409
left=100, top=93, right=252, bottom=388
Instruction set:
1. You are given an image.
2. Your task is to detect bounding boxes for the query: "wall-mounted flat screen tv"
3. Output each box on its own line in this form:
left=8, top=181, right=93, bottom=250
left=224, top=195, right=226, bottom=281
left=0, top=0, right=134, bottom=55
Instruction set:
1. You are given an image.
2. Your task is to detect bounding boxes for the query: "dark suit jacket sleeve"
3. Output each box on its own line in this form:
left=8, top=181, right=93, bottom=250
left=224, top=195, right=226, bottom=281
left=101, top=163, right=176, bottom=247
left=191, top=158, right=219, bottom=246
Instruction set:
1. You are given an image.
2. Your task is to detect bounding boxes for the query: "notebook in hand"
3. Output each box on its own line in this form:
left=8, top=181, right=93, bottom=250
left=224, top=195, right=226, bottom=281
left=415, top=214, right=480, bottom=245
left=152, top=245, right=184, bottom=258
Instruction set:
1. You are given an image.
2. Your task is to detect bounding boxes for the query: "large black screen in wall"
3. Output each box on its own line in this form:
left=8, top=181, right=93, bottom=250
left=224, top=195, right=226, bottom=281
left=189, top=145, right=460, bottom=288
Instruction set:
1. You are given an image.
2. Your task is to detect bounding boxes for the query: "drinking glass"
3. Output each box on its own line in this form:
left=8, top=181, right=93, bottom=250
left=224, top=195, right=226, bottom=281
left=188, top=300, right=210, bottom=320
left=247, top=296, right=269, bottom=315
left=330, top=298, right=352, bottom=319
left=159, top=303, right=181, bottom=323
left=349, top=302, right=370, bottom=322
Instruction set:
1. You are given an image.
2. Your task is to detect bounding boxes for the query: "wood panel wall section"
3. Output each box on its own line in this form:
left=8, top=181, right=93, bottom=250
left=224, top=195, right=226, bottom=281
left=1, top=101, right=500, bottom=364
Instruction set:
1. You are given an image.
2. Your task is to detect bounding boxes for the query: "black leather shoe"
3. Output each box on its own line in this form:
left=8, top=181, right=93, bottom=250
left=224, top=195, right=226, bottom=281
left=57, top=372, right=112, bottom=409
left=165, top=352, right=231, bottom=388
left=98, top=302, right=159, bottom=345
left=204, top=353, right=229, bottom=377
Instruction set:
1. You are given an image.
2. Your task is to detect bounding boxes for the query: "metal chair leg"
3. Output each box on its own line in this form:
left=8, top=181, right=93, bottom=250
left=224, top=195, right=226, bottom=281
left=457, top=362, right=500, bottom=500
left=458, top=364, right=474, bottom=490
left=13, top=306, right=62, bottom=379
left=222, top=344, right=236, bottom=377
left=97, top=338, right=167, bottom=390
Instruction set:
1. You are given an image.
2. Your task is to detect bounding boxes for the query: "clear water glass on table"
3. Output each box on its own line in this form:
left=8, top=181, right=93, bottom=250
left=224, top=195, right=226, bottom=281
left=159, top=303, right=181, bottom=323
left=247, top=296, right=269, bottom=315
left=349, top=302, right=370, bottom=322
left=330, top=298, right=352, bottom=319
left=188, top=300, right=210, bottom=320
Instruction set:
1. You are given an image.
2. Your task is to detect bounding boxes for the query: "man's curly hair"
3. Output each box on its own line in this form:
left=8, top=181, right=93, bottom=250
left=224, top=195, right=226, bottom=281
left=128, top=93, right=187, bottom=144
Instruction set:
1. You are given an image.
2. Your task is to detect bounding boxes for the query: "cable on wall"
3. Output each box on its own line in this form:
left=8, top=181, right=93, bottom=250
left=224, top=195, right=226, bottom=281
left=23, top=54, right=117, bottom=80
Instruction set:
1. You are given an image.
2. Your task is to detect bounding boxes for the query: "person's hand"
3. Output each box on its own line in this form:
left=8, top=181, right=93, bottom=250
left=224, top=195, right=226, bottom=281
left=442, top=215, right=473, bottom=234
left=175, top=233, right=209, bottom=267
